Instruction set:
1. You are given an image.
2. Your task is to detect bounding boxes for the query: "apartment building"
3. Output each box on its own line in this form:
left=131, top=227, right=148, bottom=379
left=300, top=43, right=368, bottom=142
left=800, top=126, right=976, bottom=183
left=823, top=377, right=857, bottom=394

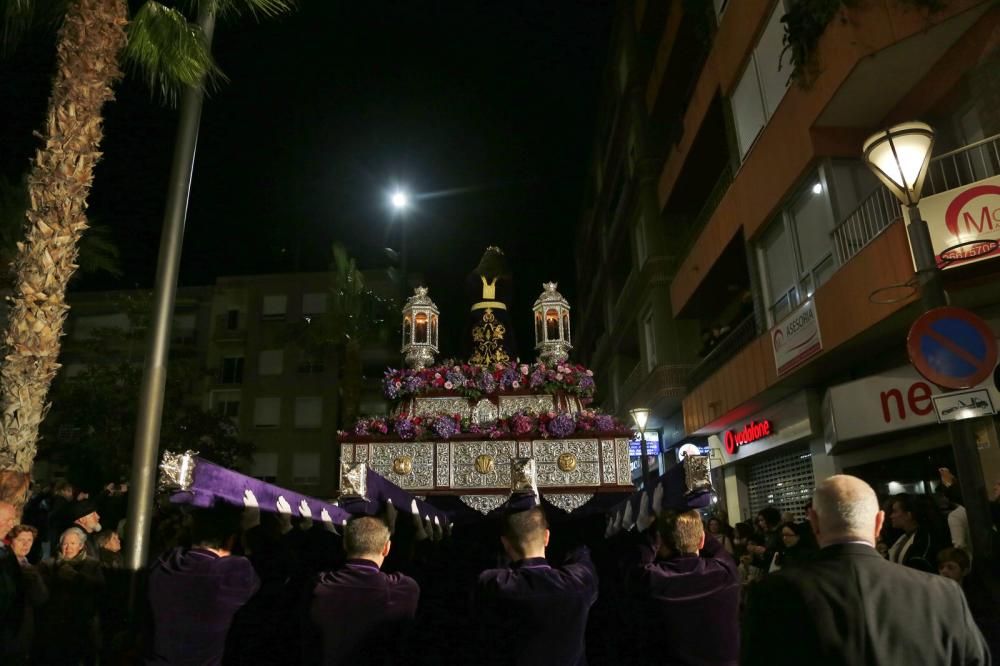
left=48, top=271, right=396, bottom=495
left=577, top=0, right=1000, bottom=519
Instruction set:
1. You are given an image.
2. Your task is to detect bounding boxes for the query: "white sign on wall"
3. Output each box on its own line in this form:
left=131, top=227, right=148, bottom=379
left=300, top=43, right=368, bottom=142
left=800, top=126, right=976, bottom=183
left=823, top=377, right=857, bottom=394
left=825, top=363, right=1000, bottom=443
left=905, top=174, right=1000, bottom=269
left=771, top=299, right=822, bottom=376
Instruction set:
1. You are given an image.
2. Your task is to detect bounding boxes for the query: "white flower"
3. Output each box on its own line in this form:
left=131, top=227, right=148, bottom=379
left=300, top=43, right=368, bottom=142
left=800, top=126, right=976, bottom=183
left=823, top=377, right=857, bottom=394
left=520, top=365, right=530, bottom=375
left=444, top=381, right=454, bottom=389
left=434, top=372, right=442, bottom=379
left=512, top=381, right=520, bottom=389
left=585, top=370, right=594, bottom=376
left=555, top=373, right=564, bottom=381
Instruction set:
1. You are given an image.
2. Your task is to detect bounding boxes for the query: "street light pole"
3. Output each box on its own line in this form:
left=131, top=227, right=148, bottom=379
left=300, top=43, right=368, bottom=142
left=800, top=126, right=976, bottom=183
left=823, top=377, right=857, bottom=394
left=630, top=408, right=650, bottom=489
left=864, top=123, right=992, bottom=561
left=390, top=188, right=410, bottom=304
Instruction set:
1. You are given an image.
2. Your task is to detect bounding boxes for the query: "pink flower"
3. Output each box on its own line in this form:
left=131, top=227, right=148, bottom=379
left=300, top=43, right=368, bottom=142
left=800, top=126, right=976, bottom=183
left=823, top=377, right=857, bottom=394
left=520, top=365, right=530, bottom=376
left=555, top=373, right=563, bottom=381
left=585, top=369, right=593, bottom=376
left=445, top=381, right=454, bottom=389
left=511, top=380, right=520, bottom=389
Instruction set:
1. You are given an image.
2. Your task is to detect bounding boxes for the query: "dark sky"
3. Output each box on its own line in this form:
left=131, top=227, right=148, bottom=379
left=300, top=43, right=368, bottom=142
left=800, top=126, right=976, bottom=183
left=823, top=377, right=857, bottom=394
left=1, top=1, right=613, bottom=353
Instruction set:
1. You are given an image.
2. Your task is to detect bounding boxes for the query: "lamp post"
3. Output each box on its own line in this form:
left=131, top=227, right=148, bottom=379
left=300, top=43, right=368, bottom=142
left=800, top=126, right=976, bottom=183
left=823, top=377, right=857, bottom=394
left=863, top=121, right=991, bottom=561
left=630, top=407, right=650, bottom=488
left=389, top=188, right=410, bottom=303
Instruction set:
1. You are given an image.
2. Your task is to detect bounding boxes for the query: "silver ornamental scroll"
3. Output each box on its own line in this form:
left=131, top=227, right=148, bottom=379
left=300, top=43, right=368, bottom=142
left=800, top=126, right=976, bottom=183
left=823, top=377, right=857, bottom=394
left=370, top=444, right=434, bottom=490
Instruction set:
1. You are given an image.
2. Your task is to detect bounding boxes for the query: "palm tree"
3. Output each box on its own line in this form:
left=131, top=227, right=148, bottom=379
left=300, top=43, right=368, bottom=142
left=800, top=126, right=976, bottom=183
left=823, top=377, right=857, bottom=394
left=0, top=0, right=292, bottom=506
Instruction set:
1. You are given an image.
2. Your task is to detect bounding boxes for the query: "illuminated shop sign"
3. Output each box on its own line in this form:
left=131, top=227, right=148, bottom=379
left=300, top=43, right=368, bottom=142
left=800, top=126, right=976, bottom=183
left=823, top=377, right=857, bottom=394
left=723, top=420, right=773, bottom=454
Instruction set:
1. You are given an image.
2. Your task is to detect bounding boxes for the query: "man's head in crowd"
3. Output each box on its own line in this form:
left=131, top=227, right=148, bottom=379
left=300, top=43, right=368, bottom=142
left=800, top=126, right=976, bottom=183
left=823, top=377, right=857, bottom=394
left=95, top=529, right=122, bottom=553
left=70, top=499, right=102, bottom=534
left=500, top=507, right=549, bottom=561
left=938, top=547, right=971, bottom=583
left=53, top=480, right=74, bottom=500
left=889, top=494, right=922, bottom=534
left=809, top=475, right=883, bottom=548
left=656, top=509, right=705, bottom=558
left=344, top=516, right=392, bottom=566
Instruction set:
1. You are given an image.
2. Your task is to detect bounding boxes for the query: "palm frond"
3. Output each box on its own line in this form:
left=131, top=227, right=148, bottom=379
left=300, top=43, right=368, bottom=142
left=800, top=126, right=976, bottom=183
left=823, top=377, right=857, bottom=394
left=122, top=1, right=225, bottom=106
left=186, top=0, right=295, bottom=21
left=77, top=223, right=122, bottom=277
left=1, top=0, right=69, bottom=54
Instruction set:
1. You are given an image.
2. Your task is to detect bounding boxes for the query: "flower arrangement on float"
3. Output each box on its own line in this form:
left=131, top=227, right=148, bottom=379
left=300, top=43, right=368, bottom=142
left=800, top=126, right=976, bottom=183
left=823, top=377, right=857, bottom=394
left=382, top=360, right=596, bottom=402
left=341, top=409, right=631, bottom=442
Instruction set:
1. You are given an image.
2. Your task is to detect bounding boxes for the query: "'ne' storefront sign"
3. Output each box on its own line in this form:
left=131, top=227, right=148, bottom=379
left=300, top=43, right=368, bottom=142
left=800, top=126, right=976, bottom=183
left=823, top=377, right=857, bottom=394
left=724, top=420, right=773, bottom=454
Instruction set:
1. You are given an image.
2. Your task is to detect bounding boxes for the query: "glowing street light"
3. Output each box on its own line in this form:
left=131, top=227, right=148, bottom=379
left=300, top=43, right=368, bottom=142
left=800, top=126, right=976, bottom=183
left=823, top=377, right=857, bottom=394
left=630, top=408, right=651, bottom=487
left=390, top=189, right=410, bottom=211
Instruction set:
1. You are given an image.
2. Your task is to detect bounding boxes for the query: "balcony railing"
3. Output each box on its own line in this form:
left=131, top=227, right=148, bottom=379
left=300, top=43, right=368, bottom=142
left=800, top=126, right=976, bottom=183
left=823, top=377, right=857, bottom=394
left=831, top=186, right=902, bottom=266
left=669, top=164, right=733, bottom=270
left=831, top=133, right=1000, bottom=267
left=687, top=313, right=758, bottom=390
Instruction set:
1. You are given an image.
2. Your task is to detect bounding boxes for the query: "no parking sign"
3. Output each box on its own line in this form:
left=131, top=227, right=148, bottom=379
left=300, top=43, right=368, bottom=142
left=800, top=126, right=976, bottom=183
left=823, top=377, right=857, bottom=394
left=907, top=307, right=998, bottom=390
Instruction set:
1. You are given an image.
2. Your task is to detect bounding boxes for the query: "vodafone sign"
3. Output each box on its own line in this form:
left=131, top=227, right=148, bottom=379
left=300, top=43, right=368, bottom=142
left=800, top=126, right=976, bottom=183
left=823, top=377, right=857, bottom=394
left=909, top=174, right=1000, bottom=269
left=723, top=420, right=773, bottom=454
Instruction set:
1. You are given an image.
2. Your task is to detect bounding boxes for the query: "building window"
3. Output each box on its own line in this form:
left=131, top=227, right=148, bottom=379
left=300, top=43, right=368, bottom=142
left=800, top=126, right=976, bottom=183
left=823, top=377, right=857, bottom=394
left=642, top=309, right=657, bottom=372
left=220, top=356, right=244, bottom=385
left=254, top=397, right=281, bottom=428
left=250, top=452, right=278, bottom=483
left=731, top=1, right=792, bottom=159
left=261, top=295, right=287, bottom=321
left=226, top=309, right=240, bottom=330
left=73, top=313, right=129, bottom=339
left=292, top=452, right=321, bottom=486
left=210, top=390, right=241, bottom=420
left=258, top=349, right=284, bottom=376
left=757, top=170, right=837, bottom=324
left=297, top=352, right=325, bottom=374
left=634, top=213, right=648, bottom=271
left=302, top=292, right=327, bottom=315
left=294, top=397, right=322, bottom=429
left=172, top=313, right=196, bottom=344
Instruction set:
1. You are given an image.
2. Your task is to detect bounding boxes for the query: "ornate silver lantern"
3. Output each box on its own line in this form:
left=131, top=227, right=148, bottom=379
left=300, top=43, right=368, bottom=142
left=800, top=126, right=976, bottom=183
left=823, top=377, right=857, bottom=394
left=533, top=282, right=572, bottom=365
left=401, top=286, right=440, bottom=369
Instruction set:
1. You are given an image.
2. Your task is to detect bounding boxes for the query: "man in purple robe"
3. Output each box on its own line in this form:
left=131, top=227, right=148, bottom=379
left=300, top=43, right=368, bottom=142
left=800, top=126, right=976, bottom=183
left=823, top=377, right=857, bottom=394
left=147, top=503, right=260, bottom=665
left=306, top=515, right=420, bottom=666
left=628, top=509, right=741, bottom=666
left=474, top=506, right=598, bottom=666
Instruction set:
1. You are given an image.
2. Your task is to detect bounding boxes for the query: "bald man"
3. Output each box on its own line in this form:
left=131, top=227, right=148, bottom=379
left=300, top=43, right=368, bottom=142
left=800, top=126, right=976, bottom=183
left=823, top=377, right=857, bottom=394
left=742, top=475, right=989, bottom=665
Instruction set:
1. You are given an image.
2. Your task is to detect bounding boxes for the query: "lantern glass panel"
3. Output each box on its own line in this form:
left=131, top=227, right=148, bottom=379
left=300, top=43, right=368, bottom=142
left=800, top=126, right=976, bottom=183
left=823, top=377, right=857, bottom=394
left=415, top=313, right=428, bottom=343
left=545, top=308, right=559, bottom=341
left=562, top=312, right=571, bottom=344
left=535, top=313, right=543, bottom=344
left=403, top=316, right=412, bottom=345
left=431, top=314, right=438, bottom=347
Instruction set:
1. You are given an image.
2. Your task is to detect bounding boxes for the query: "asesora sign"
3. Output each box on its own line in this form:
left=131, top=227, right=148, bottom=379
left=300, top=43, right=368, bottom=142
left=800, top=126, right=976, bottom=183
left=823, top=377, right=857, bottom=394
left=724, top=420, right=773, bottom=454
left=771, top=300, right=822, bottom=376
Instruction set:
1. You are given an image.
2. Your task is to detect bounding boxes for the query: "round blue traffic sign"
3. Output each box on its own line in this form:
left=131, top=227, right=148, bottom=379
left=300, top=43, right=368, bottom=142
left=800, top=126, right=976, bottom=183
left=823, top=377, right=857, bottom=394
left=907, top=307, right=998, bottom=390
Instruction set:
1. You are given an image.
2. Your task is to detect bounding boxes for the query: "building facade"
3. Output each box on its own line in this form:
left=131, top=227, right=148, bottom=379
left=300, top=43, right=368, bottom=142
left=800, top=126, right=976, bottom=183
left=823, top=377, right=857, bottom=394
left=578, top=0, right=1000, bottom=520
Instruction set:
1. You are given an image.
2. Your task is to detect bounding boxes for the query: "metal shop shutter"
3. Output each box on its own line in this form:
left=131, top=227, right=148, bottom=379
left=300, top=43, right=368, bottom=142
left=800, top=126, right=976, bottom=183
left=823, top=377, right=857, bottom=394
left=747, top=446, right=815, bottom=521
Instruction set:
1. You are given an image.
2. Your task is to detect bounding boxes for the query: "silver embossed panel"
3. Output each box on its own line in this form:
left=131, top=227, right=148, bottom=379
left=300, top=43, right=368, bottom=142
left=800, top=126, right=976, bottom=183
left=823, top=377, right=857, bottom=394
left=451, top=440, right=517, bottom=489
left=533, top=438, right=601, bottom=487
left=498, top=394, right=555, bottom=419
left=435, top=442, right=450, bottom=488
left=615, top=438, right=631, bottom=486
left=370, top=443, right=434, bottom=490
left=410, top=396, right=473, bottom=419
left=601, top=439, right=616, bottom=484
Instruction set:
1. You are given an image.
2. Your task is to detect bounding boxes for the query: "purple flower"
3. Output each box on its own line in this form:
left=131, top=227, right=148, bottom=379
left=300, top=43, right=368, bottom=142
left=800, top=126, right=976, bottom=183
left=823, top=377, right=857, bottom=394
left=384, top=381, right=400, bottom=399
left=578, top=375, right=596, bottom=392
left=432, top=415, right=461, bottom=439
left=477, top=372, right=497, bottom=393
left=394, top=418, right=416, bottom=440
left=595, top=414, right=616, bottom=432
left=529, top=369, right=546, bottom=389
left=446, top=367, right=467, bottom=387
left=500, top=366, right=519, bottom=389
left=403, top=375, right=423, bottom=394
left=548, top=413, right=576, bottom=438
left=353, top=419, right=369, bottom=436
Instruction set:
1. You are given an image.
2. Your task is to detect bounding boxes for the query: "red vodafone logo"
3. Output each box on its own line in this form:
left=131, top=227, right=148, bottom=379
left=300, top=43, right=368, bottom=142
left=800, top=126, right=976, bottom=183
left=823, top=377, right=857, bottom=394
left=724, top=420, right=773, bottom=454
left=944, top=184, right=1000, bottom=238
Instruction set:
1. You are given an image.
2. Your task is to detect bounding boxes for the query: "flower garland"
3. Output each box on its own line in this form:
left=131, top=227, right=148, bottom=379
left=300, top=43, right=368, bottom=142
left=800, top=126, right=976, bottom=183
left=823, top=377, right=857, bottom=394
left=383, top=360, right=596, bottom=402
left=343, top=409, right=631, bottom=442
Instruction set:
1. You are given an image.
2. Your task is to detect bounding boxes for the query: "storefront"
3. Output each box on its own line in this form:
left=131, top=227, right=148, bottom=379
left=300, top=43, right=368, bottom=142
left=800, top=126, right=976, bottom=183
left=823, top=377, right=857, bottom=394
left=706, top=391, right=827, bottom=523
left=823, top=362, right=1000, bottom=499
left=629, top=430, right=663, bottom=486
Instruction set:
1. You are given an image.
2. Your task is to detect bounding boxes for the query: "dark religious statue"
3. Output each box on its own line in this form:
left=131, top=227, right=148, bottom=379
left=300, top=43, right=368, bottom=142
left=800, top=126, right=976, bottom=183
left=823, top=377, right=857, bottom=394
left=465, top=246, right=518, bottom=366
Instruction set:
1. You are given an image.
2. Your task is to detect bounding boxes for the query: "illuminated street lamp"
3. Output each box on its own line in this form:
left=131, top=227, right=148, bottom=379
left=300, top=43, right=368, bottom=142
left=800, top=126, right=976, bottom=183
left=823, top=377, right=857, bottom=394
left=390, top=189, right=410, bottom=211
left=387, top=186, right=411, bottom=303
left=629, top=408, right=651, bottom=487
left=863, top=121, right=990, bottom=562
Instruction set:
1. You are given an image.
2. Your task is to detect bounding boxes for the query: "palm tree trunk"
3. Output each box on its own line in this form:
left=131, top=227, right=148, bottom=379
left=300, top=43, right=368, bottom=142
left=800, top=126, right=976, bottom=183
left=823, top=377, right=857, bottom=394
left=0, top=0, right=128, bottom=507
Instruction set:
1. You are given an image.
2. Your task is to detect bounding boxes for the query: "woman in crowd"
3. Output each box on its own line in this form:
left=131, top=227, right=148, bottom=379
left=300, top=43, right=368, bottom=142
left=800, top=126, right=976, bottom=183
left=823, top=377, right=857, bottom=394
left=8, top=525, right=48, bottom=664
left=706, top=516, right=735, bottom=555
left=770, top=521, right=817, bottom=571
left=37, top=527, right=105, bottom=665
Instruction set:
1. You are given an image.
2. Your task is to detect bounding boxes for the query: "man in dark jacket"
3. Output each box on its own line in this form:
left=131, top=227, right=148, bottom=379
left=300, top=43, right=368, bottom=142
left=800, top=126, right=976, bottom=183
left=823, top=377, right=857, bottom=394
left=307, top=515, right=419, bottom=666
left=629, top=509, right=740, bottom=666
left=474, top=506, right=598, bottom=666
left=148, top=503, right=260, bottom=665
left=743, top=475, right=989, bottom=666
left=887, top=493, right=939, bottom=572
left=0, top=501, right=25, bottom=664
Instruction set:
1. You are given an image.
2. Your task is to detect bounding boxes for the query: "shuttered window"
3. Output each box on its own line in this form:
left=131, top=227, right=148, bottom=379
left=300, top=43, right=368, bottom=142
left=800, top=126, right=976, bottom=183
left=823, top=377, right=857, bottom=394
left=747, top=446, right=815, bottom=521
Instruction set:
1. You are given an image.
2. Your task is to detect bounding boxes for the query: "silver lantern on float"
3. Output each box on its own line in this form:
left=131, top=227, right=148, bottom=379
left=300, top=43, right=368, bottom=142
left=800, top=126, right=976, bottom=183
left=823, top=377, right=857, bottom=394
left=401, top=286, right=439, bottom=369
left=533, top=281, right=572, bottom=365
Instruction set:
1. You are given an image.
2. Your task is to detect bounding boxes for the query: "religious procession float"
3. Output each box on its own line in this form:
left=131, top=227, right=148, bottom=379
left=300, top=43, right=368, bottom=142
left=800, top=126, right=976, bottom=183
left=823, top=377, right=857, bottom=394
left=161, top=247, right=711, bottom=530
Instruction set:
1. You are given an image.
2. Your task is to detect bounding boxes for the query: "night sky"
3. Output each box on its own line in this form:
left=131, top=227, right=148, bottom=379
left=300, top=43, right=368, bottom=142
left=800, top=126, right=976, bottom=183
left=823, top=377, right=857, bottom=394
left=0, top=1, right=612, bottom=354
